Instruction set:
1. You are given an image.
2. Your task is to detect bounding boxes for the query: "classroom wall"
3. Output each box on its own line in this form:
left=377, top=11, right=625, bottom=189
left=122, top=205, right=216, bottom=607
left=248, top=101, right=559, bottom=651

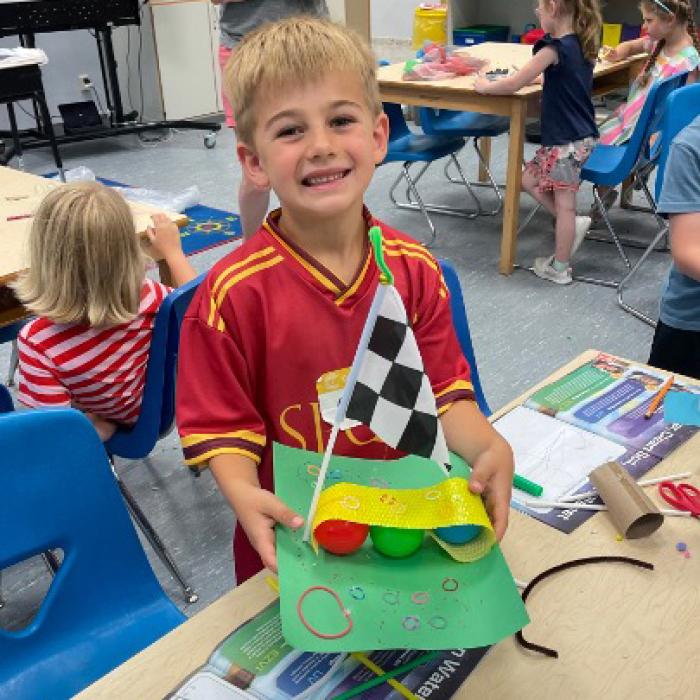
left=371, top=0, right=425, bottom=40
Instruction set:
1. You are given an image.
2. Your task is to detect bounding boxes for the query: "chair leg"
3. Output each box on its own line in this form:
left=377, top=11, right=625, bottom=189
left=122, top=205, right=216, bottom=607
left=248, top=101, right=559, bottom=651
left=616, top=224, right=668, bottom=327
left=113, top=468, right=198, bottom=604
left=389, top=164, right=438, bottom=246
left=7, top=339, right=19, bottom=387
left=471, top=138, right=504, bottom=216
left=403, top=155, right=481, bottom=219
left=574, top=186, right=632, bottom=288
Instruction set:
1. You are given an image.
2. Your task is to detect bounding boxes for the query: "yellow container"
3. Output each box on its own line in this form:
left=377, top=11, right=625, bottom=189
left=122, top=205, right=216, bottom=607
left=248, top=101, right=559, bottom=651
left=602, top=23, right=623, bottom=48
left=412, top=4, right=448, bottom=50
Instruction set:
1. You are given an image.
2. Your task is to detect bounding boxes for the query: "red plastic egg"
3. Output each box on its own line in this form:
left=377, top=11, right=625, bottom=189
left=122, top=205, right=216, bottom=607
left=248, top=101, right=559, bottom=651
left=314, top=519, right=369, bottom=555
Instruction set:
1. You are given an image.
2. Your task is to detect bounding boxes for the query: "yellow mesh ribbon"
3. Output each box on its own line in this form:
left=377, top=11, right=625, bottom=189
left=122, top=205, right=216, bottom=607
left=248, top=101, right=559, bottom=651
left=311, top=478, right=495, bottom=562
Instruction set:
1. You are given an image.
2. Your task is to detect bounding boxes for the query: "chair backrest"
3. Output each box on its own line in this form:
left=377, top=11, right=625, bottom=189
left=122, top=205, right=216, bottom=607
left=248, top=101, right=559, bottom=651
left=0, top=409, right=184, bottom=700
left=618, top=71, right=689, bottom=174
left=383, top=101, right=411, bottom=141
left=439, top=259, right=491, bottom=416
left=0, top=385, right=12, bottom=414
left=654, top=83, right=700, bottom=201
left=104, top=272, right=205, bottom=459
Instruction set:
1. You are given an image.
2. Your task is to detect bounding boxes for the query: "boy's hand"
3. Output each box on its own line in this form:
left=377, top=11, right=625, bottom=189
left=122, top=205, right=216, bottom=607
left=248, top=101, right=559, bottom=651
left=468, top=439, right=514, bottom=541
left=146, top=213, right=185, bottom=260
left=234, top=484, right=304, bottom=573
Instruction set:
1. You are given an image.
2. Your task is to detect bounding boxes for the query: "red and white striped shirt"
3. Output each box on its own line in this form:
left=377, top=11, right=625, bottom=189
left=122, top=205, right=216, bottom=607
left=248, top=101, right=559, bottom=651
left=17, top=279, right=171, bottom=425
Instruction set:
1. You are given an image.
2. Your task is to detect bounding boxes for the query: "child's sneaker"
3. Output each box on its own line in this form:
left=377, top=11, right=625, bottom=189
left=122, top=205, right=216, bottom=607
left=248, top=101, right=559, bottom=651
left=571, top=215, right=591, bottom=257
left=532, top=255, right=573, bottom=285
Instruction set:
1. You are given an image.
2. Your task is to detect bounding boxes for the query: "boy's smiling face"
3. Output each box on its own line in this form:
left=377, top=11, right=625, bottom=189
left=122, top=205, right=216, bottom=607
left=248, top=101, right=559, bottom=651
left=237, top=71, right=388, bottom=225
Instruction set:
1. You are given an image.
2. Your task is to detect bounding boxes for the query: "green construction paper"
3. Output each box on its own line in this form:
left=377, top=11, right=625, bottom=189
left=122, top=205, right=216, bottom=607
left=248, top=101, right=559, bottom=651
left=274, top=443, right=529, bottom=652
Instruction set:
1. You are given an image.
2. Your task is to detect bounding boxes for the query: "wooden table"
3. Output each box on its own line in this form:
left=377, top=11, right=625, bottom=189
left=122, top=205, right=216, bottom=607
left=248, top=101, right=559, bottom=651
left=0, top=166, right=188, bottom=328
left=77, top=349, right=700, bottom=698
left=378, top=43, right=647, bottom=275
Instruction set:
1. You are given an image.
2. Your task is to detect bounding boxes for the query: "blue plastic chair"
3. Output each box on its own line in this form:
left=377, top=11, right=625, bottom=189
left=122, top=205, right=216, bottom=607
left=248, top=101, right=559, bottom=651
left=0, top=385, right=12, bottom=414
left=579, top=71, right=689, bottom=287
left=104, top=273, right=205, bottom=604
left=439, top=259, right=491, bottom=416
left=419, top=108, right=510, bottom=216
left=381, top=101, right=479, bottom=246
left=0, top=409, right=185, bottom=700
left=617, top=82, right=700, bottom=326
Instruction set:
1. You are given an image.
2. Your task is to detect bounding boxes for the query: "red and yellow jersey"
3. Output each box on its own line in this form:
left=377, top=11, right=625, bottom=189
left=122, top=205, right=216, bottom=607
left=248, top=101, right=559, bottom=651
left=176, top=209, right=474, bottom=581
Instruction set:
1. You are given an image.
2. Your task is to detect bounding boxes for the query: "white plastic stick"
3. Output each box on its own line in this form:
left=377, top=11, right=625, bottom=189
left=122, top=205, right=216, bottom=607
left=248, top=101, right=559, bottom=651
left=523, top=499, right=691, bottom=517
left=557, top=472, right=692, bottom=503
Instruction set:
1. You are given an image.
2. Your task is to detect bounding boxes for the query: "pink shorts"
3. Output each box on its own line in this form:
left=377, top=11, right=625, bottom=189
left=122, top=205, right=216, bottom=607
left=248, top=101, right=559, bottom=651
left=218, top=45, right=235, bottom=128
left=525, top=136, right=597, bottom=192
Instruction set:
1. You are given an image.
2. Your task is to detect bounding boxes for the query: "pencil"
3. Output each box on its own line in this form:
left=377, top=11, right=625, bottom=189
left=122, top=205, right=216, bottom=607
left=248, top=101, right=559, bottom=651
left=6, top=214, right=33, bottom=222
left=644, top=375, right=674, bottom=419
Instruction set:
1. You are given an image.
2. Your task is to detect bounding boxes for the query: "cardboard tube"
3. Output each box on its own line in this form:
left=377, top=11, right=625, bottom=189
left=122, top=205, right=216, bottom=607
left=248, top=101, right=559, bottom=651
left=589, top=461, right=664, bottom=539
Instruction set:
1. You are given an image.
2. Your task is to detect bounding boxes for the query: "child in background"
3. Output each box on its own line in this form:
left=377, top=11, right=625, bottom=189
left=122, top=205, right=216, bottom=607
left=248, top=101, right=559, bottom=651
left=176, top=17, right=514, bottom=583
left=14, top=182, right=197, bottom=441
left=596, top=0, right=700, bottom=212
left=648, top=114, right=700, bottom=380
left=211, top=0, right=328, bottom=239
left=475, top=0, right=602, bottom=285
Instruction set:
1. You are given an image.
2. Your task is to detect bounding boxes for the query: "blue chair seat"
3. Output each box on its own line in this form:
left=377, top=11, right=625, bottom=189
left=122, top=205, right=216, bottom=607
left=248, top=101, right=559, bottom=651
left=420, top=109, right=510, bottom=138
left=580, top=144, right=629, bottom=186
left=383, top=131, right=466, bottom=164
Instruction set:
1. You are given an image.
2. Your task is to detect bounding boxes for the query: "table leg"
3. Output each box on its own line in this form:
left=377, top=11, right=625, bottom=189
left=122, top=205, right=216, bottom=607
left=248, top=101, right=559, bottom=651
left=499, top=100, right=526, bottom=275
left=478, top=136, right=492, bottom=183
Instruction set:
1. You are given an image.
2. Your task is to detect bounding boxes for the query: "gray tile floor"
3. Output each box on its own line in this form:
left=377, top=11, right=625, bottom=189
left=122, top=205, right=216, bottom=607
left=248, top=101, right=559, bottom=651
left=0, top=121, right=667, bottom=628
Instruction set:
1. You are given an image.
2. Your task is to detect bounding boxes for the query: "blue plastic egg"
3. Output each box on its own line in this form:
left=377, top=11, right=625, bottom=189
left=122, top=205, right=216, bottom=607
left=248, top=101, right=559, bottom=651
left=434, top=525, right=481, bottom=545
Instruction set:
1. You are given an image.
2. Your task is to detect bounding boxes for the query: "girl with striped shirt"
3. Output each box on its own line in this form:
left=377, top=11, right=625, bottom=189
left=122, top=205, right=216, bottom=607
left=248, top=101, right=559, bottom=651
left=14, top=182, right=196, bottom=441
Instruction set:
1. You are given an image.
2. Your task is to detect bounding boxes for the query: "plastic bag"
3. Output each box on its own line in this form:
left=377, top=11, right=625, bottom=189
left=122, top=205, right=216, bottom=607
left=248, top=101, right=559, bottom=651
left=49, top=166, right=96, bottom=182
left=110, top=185, right=201, bottom=213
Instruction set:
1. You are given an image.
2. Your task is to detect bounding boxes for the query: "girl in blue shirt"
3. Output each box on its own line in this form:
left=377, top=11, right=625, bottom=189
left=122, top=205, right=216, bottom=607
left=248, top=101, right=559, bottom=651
left=476, top=0, right=602, bottom=285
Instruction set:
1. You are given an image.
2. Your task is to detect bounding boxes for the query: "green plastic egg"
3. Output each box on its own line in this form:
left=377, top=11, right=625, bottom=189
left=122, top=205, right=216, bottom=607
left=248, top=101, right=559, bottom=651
left=369, top=526, right=424, bottom=558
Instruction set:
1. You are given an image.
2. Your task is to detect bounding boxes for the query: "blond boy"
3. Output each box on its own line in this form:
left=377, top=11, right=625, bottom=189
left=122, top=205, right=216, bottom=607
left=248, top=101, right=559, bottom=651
left=176, top=17, right=514, bottom=583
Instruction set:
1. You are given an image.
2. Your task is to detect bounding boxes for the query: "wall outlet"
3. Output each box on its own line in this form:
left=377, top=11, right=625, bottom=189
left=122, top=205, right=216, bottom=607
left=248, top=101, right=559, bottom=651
left=79, top=73, right=93, bottom=91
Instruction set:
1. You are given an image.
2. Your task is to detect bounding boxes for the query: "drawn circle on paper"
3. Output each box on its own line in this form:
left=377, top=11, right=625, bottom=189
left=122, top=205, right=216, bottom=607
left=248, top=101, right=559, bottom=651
left=428, top=615, right=447, bottom=630
left=402, top=615, right=421, bottom=631
left=424, top=489, right=442, bottom=501
left=411, top=591, right=430, bottom=605
left=328, top=469, right=343, bottom=481
left=340, top=495, right=361, bottom=511
left=370, top=477, right=389, bottom=488
left=442, top=577, right=459, bottom=592
left=383, top=590, right=400, bottom=606
left=306, top=463, right=320, bottom=476
left=348, top=585, right=366, bottom=601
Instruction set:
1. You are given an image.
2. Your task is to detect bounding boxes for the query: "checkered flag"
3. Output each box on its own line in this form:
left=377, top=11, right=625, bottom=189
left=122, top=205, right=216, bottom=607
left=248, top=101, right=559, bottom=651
left=345, top=285, right=450, bottom=472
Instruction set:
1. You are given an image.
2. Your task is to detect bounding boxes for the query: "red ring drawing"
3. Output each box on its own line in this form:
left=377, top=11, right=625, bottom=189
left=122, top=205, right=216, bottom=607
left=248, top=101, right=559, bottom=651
left=442, top=577, right=459, bottom=592
left=411, top=591, right=430, bottom=605
left=297, top=586, right=353, bottom=640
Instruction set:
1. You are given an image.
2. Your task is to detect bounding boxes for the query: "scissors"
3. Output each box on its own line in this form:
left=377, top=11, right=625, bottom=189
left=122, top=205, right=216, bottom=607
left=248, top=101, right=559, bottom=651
left=658, top=481, right=700, bottom=518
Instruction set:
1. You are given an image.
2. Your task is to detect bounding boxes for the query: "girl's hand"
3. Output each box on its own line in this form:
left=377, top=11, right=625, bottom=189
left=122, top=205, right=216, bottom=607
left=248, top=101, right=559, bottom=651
left=473, top=76, right=493, bottom=94
left=146, top=213, right=184, bottom=260
left=601, top=45, right=621, bottom=62
left=467, top=439, right=514, bottom=542
left=233, top=483, right=304, bottom=573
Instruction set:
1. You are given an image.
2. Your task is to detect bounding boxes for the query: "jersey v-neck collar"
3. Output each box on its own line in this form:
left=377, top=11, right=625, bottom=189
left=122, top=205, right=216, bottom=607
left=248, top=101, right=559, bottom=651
left=262, top=208, right=376, bottom=306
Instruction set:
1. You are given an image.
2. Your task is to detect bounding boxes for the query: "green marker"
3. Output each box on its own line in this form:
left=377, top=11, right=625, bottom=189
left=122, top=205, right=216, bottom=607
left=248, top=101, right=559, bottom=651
left=513, top=473, right=544, bottom=497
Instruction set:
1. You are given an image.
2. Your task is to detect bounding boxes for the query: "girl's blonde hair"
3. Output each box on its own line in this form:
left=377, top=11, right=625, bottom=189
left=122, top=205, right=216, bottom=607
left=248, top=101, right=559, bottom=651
left=224, top=16, right=382, bottom=145
left=639, top=0, right=700, bottom=85
left=552, top=0, right=603, bottom=63
left=13, top=181, right=146, bottom=327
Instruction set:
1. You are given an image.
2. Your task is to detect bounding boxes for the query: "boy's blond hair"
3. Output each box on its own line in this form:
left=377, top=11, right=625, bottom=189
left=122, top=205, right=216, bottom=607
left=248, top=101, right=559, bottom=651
left=13, top=181, right=146, bottom=327
left=224, top=16, right=382, bottom=145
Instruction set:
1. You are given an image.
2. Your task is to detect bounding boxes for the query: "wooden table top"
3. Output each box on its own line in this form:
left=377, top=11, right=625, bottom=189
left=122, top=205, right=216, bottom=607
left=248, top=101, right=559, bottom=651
left=77, top=350, right=700, bottom=699
left=377, top=42, right=646, bottom=99
left=0, top=166, right=188, bottom=286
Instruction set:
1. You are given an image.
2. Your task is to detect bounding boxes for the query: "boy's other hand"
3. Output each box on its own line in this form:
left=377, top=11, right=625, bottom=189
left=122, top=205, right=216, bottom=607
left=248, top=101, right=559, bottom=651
left=467, top=439, right=514, bottom=541
left=235, top=485, right=304, bottom=573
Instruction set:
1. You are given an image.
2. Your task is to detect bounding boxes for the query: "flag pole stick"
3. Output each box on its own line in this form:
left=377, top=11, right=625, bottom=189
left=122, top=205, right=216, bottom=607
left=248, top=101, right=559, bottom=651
left=302, top=282, right=389, bottom=542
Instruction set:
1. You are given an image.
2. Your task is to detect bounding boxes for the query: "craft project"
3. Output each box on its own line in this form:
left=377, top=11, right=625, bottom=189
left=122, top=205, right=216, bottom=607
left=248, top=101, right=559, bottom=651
left=403, top=42, right=486, bottom=81
left=274, top=226, right=528, bottom=653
